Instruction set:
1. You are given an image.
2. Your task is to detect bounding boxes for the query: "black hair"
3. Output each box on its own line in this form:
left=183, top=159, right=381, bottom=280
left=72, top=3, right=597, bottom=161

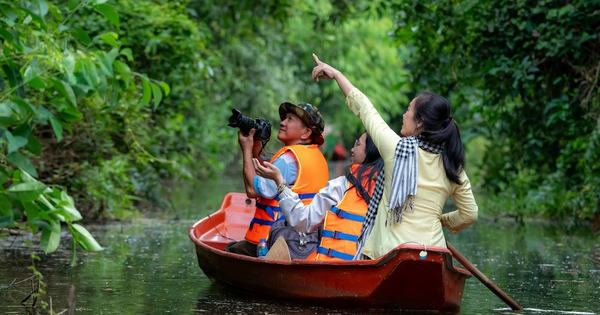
left=346, top=133, right=385, bottom=201
left=413, top=91, right=465, bottom=185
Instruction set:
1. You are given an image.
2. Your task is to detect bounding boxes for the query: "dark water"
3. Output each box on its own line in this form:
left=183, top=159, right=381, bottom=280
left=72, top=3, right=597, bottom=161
left=1, top=163, right=599, bottom=314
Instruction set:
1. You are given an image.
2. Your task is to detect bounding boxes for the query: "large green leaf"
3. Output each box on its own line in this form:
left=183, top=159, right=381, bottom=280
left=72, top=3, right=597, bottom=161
left=6, top=181, right=47, bottom=202
left=24, top=66, right=46, bottom=89
left=99, top=32, right=119, bottom=48
left=151, top=82, right=163, bottom=109
left=23, top=200, right=40, bottom=225
left=28, top=0, right=49, bottom=18
left=141, top=76, right=151, bottom=105
left=0, top=168, right=8, bottom=186
left=106, top=48, right=119, bottom=64
left=0, top=101, right=17, bottom=126
left=159, top=82, right=170, bottom=96
left=59, top=190, right=83, bottom=221
left=113, top=60, right=131, bottom=86
left=2, top=63, right=24, bottom=97
left=68, top=0, right=80, bottom=11
left=69, top=28, right=91, bottom=45
left=81, top=59, right=100, bottom=87
left=55, top=202, right=82, bottom=221
left=94, top=4, right=119, bottom=29
left=96, top=52, right=114, bottom=77
left=72, top=223, right=103, bottom=251
left=50, top=117, right=63, bottom=142
left=25, top=135, right=42, bottom=156
left=120, top=48, right=133, bottom=61
left=5, top=130, right=28, bottom=154
left=60, top=106, right=83, bottom=122
left=38, top=194, right=56, bottom=212
left=0, top=194, right=11, bottom=212
left=62, top=53, right=76, bottom=84
left=0, top=28, right=15, bottom=46
left=51, top=79, right=77, bottom=107
left=12, top=123, right=32, bottom=138
left=18, top=168, right=41, bottom=184
left=11, top=99, right=35, bottom=122
left=5, top=152, right=38, bottom=178
left=41, top=220, right=61, bottom=254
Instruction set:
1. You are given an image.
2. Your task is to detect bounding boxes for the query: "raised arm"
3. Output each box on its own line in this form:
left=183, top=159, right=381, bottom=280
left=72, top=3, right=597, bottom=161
left=311, top=54, right=400, bottom=158
left=239, top=129, right=263, bottom=198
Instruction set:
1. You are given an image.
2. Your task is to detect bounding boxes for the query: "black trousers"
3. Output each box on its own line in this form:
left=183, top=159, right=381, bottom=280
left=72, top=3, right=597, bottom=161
left=223, top=240, right=257, bottom=257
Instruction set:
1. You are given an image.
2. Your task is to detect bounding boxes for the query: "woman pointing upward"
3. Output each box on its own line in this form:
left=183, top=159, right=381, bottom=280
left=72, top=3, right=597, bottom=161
left=311, top=54, right=478, bottom=260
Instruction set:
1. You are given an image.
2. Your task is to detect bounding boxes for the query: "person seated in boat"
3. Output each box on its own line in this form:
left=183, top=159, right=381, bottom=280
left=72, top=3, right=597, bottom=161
left=253, top=132, right=384, bottom=261
left=310, top=54, right=478, bottom=260
left=224, top=102, right=329, bottom=257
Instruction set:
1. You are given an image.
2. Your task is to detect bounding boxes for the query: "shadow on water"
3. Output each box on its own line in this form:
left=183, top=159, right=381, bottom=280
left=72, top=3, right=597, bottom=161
left=194, top=282, right=464, bottom=315
left=2, top=162, right=600, bottom=314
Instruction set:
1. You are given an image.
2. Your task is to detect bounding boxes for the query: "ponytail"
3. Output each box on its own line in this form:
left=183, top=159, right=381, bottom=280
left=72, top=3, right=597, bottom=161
left=413, top=92, right=465, bottom=185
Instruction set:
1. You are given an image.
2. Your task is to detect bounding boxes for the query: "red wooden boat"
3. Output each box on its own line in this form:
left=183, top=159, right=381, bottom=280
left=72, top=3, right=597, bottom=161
left=189, top=193, right=472, bottom=312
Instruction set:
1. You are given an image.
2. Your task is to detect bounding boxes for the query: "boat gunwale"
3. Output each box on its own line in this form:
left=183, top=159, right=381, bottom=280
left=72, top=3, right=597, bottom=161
left=189, top=217, right=472, bottom=277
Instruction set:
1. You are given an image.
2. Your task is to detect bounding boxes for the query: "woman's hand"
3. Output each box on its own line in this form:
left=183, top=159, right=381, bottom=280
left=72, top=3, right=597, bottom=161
left=253, top=158, right=285, bottom=185
left=312, top=54, right=339, bottom=82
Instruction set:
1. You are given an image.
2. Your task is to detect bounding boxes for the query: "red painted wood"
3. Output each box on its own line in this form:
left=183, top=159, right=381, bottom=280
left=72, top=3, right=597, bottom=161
left=189, top=193, right=472, bottom=312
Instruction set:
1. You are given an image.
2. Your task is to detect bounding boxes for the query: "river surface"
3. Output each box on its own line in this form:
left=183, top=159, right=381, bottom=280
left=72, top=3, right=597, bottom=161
left=1, top=163, right=599, bottom=315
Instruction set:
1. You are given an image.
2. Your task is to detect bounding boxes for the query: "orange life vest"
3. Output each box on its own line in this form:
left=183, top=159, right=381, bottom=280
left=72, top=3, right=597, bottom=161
left=245, top=144, right=328, bottom=244
left=307, top=164, right=376, bottom=261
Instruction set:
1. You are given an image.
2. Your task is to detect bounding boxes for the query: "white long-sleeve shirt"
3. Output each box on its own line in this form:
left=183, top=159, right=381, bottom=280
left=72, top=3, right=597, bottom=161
left=277, top=176, right=349, bottom=233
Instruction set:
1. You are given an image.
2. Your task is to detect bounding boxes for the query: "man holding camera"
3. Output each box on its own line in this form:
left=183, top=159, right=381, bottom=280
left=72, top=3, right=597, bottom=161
left=225, top=102, right=329, bottom=256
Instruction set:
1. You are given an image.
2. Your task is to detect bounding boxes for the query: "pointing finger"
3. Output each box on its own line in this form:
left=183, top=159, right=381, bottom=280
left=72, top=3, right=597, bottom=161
left=312, top=53, right=321, bottom=65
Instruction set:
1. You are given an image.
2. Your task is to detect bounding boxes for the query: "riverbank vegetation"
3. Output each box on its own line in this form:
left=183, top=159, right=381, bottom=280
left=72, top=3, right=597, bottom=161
left=2, top=0, right=599, bottom=245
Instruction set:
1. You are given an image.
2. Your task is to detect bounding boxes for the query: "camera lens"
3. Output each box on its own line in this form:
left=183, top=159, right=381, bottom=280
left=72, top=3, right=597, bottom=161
left=227, top=109, right=271, bottom=141
left=228, top=109, right=257, bottom=134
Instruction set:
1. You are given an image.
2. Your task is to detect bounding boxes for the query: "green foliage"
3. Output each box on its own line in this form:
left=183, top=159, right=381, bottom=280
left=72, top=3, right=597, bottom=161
left=188, top=0, right=409, bottom=158
left=388, top=0, right=600, bottom=220
left=0, top=0, right=168, bottom=259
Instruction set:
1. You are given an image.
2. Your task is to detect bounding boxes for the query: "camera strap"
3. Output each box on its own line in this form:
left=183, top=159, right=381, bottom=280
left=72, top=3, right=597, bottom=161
left=258, top=139, right=270, bottom=160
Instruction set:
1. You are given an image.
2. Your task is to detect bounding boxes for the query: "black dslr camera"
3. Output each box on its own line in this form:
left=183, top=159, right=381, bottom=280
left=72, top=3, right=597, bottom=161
left=228, top=109, right=272, bottom=141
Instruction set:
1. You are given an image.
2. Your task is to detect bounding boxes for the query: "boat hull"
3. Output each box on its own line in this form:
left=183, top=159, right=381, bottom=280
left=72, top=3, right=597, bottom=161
left=190, top=193, right=471, bottom=312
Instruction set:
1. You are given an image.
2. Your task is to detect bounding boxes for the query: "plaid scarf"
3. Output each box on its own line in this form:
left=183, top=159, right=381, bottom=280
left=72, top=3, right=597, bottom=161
left=353, top=135, right=443, bottom=260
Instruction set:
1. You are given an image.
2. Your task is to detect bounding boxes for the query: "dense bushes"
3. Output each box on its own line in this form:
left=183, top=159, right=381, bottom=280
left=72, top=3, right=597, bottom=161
left=387, top=0, right=600, bottom=220
left=1, top=0, right=404, bottom=234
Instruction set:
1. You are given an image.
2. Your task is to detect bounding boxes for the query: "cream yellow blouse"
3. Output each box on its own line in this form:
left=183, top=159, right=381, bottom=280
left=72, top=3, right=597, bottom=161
left=346, top=88, right=478, bottom=259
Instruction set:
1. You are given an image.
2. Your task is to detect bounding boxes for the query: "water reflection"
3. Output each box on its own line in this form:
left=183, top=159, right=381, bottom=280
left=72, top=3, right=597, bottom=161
left=194, top=283, right=449, bottom=315
left=2, top=163, right=600, bottom=314
left=2, top=219, right=599, bottom=314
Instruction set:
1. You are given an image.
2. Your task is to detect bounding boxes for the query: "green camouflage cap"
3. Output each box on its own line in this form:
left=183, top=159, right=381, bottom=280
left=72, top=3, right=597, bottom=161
left=279, top=102, right=325, bottom=145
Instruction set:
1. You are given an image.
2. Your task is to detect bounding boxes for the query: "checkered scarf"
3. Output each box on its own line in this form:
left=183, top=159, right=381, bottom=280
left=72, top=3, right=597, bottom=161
left=353, top=135, right=443, bottom=260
